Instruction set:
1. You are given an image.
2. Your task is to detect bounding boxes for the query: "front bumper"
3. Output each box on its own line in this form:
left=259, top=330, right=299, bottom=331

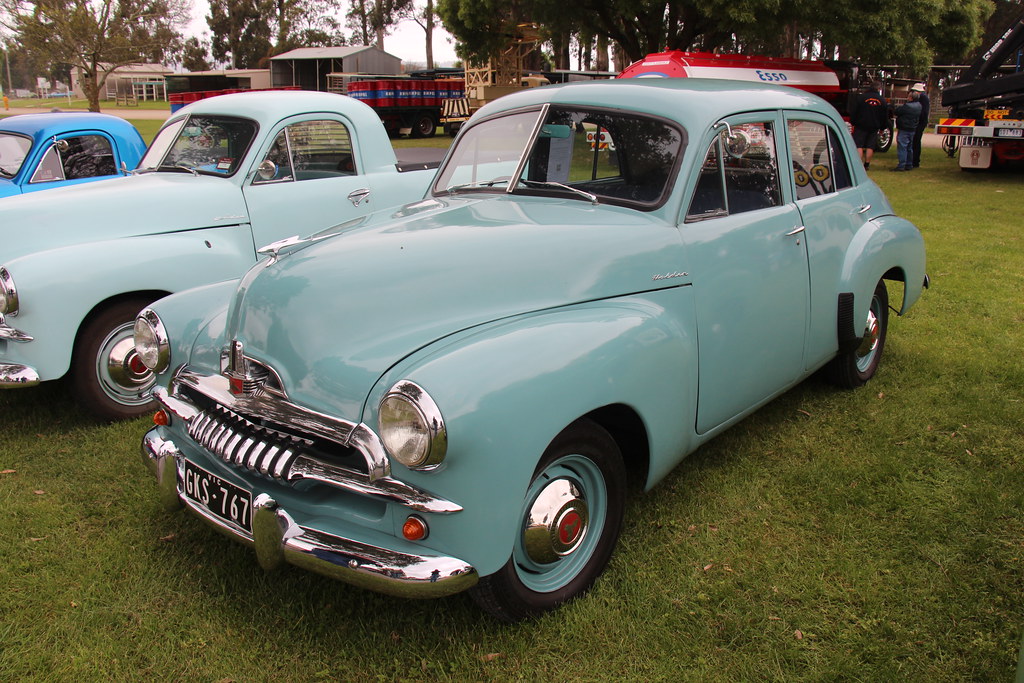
left=0, top=362, right=40, bottom=387
left=142, top=429, right=479, bottom=599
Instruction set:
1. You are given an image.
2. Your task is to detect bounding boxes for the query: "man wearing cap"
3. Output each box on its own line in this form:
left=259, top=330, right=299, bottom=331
left=892, top=91, right=923, bottom=171
left=910, top=83, right=930, bottom=168
left=850, top=81, right=889, bottom=170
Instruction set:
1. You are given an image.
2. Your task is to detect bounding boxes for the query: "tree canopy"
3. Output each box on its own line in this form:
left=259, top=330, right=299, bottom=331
left=2, top=0, right=189, bottom=110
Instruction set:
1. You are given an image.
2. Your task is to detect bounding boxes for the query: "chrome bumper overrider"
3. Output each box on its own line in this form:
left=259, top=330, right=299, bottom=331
left=0, top=362, right=40, bottom=387
left=142, top=430, right=479, bottom=599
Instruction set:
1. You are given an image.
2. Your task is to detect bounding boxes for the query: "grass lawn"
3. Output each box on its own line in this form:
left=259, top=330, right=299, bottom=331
left=1, top=147, right=1022, bottom=680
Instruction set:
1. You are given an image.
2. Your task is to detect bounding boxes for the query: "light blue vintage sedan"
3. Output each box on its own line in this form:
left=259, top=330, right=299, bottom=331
left=0, top=112, right=146, bottom=197
left=0, top=91, right=437, bottom=419
left=138, top=79, right=928, bottom=620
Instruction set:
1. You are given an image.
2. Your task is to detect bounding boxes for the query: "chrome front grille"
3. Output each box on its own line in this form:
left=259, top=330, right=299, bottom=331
left=188, top=404, right=311, bottom=479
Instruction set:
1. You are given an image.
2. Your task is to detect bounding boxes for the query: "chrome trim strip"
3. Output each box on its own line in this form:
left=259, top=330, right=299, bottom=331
left=152, top=379, right=462, bottom=514
left=141, top=431, right=477, bottom=599
left=0, top=314, right=32, bottom=342
left=0, top=362, right=41, bottom=387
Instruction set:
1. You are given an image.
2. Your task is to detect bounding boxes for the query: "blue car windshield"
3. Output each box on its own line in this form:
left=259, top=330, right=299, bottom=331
left=0, top=133, right=32, bottom=178
left=139, top=115, right=257, bottom=176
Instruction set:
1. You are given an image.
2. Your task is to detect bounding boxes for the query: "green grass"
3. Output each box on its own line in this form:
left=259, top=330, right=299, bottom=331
left=6, top=97, right=171, bottom=111
left=1, top=147, right=1022, bottom=680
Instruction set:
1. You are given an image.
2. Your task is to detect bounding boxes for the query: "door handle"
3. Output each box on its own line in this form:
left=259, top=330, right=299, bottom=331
left=785, top=226, right=806, bottom=236
left=854, top=204, right=871, bottom=215
left=348, top=188, right=371, bottom=207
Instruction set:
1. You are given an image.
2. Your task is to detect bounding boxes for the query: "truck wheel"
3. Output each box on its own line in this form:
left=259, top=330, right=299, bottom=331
left=470, top=418, right=626, bottom=622
left=71, top=298, right=157, bottom=420
left=877, top=124, right=894, bottom=153
left=826, top=281, right=888, bottom=389
left=412, top=114, right=437, bottom=138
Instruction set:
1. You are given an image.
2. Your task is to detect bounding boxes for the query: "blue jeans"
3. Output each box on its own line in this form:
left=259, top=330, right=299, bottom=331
left=896, top=130, right=915, bottom=169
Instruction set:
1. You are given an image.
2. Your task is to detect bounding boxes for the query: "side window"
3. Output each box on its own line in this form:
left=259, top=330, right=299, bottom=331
left=255, top=119, right=356, bottom=184
left=31, top=146, right=65, bottom=183
left=788, top=120, right=838, bottom=199
left=828, top=127, right=852, bottom=190
left=60, top=135, right=116, bottom=179
left=686, top=139, right=726, bottom=219
left=723, top=122, right=781, bottom=214
left=687, top=121, right=781, bottom=220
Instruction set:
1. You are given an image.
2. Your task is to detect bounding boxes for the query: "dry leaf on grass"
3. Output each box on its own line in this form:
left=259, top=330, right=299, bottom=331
left=480, top=653, right=502, bottom=663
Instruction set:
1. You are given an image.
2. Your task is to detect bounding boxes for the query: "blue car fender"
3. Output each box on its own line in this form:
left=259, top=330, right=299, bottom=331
left=366, top=288, right=698, bottom=577
left=840, top=215, right=927, bottom=325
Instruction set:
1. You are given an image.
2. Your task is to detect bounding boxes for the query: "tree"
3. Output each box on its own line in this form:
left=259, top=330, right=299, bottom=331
left=410, top=0, right=436, bottom=69
left=2, top=0, right=189, bottom=111
left=347, top=0, right=414, bottom=48
left=179, top=36, right=213, bottom=71
left=207, top=0, right=274, bottom=68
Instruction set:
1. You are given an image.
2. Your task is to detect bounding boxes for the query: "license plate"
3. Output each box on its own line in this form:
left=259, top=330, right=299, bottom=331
left=996, top=128, right=1023, bottom=138
left=181, top=460, right=252, bottom=532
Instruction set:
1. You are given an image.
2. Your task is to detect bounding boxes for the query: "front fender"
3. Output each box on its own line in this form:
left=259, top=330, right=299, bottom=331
left=2, top=227, right=254, bottom=381
left=363, top=289, right=698, bottom=577
left=840, top=215, right=926, bottom=324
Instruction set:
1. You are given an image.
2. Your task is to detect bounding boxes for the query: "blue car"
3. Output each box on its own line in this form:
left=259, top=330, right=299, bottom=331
left=0, top=112, right=146, bottom=197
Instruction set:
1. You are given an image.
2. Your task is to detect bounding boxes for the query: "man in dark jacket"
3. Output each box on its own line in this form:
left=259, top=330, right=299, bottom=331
left=893, top=91, right=922, bottom=171
left=910, top=82, right=930, bottom=168
left=850, top=81, right=889, bottom=170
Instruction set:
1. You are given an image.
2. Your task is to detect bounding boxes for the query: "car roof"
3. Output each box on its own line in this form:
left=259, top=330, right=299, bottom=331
left=474, top=78, right=838, bottom=131
left=174, top=89, right=383, bottom=131
left=0, top=112, right=141, bottom=142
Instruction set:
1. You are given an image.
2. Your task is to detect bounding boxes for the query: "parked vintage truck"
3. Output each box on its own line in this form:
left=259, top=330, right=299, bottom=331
left=138, top=79, right=927, bottom=620
left=0, top=90, right=440, bottom=420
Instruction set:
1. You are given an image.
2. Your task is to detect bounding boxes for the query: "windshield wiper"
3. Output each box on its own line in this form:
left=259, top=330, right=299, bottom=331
left=445, top=177, right=512, bottom=194
left=519, top=179, right=598, bottom=204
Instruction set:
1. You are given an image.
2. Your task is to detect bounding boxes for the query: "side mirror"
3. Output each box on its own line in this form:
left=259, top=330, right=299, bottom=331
left=54, top=138, right=70, bottom=153
left=721, top=129, right=751, bottom=158
left=256, top=159, right=278, bottom=181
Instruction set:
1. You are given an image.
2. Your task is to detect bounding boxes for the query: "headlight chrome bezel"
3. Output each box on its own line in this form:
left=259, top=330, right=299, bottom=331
left=378, top=380, right=447, bottom=470
left=133, top=308, right=170, bottom=373
left=0, top=267, right=19, bottom=316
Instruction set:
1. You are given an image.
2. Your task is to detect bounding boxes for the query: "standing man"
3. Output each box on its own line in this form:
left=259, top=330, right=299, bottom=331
left=893, top=91, right=922, bottom=172
left=910, top=82, right=930, bottom=168
left=850, top=81, right=889, bottom=170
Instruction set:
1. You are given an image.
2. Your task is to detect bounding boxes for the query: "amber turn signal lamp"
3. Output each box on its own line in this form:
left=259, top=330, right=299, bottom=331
left=402, top=515, right=428, bottom=541
left=153, top=410, right=169, bottom=426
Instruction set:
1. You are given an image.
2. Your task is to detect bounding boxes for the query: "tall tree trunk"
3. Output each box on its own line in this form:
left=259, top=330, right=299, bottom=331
left=595, top=34, right=608, bottom=71
left=424, top=0, right=434, bottom=69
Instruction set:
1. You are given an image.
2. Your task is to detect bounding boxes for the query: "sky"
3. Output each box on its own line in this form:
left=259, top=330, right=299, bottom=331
left=185, top=0, right=460, bottom=67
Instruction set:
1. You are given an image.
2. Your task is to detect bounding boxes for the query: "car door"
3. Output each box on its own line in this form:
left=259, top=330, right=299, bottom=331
left=242, top=116, right=375, bottom=250
left=679, top=113, right=811, bottom=434
left=23, top=132, right=121, bottom=192
left=782, top=113, right=870, bottom=370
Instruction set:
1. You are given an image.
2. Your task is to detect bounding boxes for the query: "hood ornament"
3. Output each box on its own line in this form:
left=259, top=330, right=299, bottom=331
left=222, top=340, right=287, bottom=398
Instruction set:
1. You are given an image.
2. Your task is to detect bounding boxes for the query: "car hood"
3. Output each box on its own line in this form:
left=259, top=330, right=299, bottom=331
left=223, top=195, right=687, bottom=418
left=2, top=173, right=249, bottom=261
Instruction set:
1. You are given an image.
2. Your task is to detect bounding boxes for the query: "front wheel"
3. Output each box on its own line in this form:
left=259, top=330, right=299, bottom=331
left=826, top=281, right=889, bottom=388
left=71, top=298, right=157, bottom=420
left=470, top=418, right=626, bottom=622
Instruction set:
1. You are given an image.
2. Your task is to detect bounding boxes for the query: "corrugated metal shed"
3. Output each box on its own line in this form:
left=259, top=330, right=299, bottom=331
left=270, top=47, right=403, bottom=90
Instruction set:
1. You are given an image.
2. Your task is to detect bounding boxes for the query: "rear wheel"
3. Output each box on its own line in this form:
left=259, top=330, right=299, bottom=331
left=877, top=123, right=894, bottom=153
left=827, top=281, right=889, bottom=388
left=71, top=298, right=157, bottom=420
left=411, top=113, right=437, bottom=138
left=470, top=418, right=626, bottom=622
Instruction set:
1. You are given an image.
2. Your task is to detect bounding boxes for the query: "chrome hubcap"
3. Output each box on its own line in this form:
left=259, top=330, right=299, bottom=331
left=855, top=305, right=880, bottom=372
left=523, top=478, right=589, bottom=564
left=97, top=322, right=154, bottom=405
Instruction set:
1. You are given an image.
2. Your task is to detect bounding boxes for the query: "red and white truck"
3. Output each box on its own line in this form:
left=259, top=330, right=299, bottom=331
left=618, top=50, right=896, bottom=152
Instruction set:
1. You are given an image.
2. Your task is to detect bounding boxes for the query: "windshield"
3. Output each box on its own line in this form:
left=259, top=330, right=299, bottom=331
left=432, top=106, right=684, bottom=209
left=137, top=115, right=258, bottom=176
left=0, top=133, right=32, bottom=178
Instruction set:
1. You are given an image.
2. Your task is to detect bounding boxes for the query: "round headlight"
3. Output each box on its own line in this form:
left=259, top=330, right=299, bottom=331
left=0, top=267, right=18, bottom=316
left=133, top=308, right=170, bottom=373
left=378, top=381, right=447, bottom=469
